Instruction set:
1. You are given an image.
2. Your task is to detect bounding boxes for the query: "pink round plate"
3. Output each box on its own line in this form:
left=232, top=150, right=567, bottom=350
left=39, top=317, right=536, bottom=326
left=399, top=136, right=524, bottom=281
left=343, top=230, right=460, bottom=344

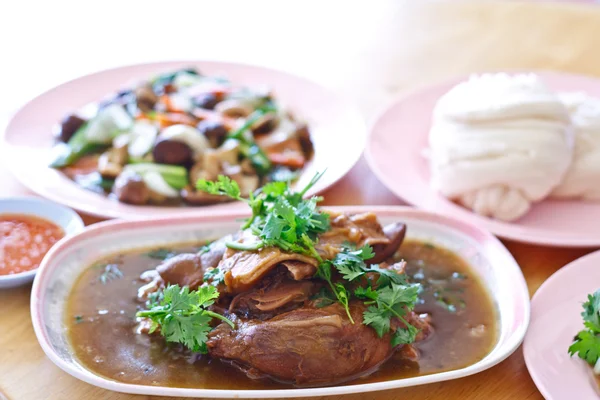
left=524, top=250, right=600, bottom=400
left=365, top=71, right=600, bottom=247
left=1, top=60, right=365, bottom=220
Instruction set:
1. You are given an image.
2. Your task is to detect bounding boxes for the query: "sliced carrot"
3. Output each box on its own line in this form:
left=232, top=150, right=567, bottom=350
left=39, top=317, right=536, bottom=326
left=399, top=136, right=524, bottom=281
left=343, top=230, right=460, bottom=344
left=190, top=108, right=238, bottom=130
left=62, top=154, right=100, bottom=177
left=155, top=112, right=198, bottom=128
left=190, top=108, right=220, bottom=120
left=159, top=95, right=188, bottom=114
left=136, top=113, right=153, bottom=121
left=267, top=152, right=306, bottom=169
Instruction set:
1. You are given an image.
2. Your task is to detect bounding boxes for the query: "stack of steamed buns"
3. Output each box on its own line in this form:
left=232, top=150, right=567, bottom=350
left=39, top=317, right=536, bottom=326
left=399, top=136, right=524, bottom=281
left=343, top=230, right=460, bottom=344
left=428, top=73, right=600, bottom=221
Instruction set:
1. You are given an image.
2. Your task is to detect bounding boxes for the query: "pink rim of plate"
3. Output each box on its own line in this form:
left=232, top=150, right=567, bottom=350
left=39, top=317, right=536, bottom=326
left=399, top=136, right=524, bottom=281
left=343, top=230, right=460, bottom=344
left=1, top=60, right=365, bottom=220
left=524, top=250, right=600, bottom=400
left=365, top=70, right=600, bottom=247
left=30, top=206, right=529, bottom=398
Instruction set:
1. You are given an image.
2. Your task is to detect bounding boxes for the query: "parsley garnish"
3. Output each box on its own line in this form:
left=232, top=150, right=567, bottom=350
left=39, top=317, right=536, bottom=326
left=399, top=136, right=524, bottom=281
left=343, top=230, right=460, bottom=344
left=314, top=244, right=377, bottom=322
left=315, top=260, right=355, bottom=323
left=196, top=173, right=420, bottom=347
left=327, top=244, right=375, bottom=282
left=360, top=283, right=420, bottom=343
left=197, top=172, right=330, bottom=260
left=136, top=285, right=234, bottom=354
left=317, top=243, right=420, bottom=342
left=569, top=290, right=600, bottom=368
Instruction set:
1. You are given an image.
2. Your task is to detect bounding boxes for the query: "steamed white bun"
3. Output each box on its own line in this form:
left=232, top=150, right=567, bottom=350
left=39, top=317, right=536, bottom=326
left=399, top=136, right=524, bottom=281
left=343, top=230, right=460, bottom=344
left=429, top=73, right=574, bottom=221
left=551, top=92, right=600, bottom=200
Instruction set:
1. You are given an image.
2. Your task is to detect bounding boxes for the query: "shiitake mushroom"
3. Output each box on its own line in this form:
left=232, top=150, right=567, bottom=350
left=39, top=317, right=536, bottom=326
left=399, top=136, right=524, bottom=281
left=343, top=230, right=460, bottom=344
left=55, top=114, right=86, bottom=142
left=152, top=139, right=194, bottom=166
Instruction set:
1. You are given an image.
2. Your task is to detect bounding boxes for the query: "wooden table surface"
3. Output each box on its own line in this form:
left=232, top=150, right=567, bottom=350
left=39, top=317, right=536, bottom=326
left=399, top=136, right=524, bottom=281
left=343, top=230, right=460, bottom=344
left=2, top=1, right=600, bottom=399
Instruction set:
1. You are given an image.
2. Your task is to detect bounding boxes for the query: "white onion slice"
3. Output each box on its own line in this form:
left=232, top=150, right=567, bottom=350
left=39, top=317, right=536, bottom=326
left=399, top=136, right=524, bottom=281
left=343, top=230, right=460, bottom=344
left=159, top=124, right=209, bottom=155
left=142, top=171, right=179, bottom=198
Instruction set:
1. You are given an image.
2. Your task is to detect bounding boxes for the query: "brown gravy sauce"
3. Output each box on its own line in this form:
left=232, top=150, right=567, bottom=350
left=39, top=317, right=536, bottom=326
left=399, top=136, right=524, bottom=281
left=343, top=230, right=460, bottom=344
left=66, top=240, right=497, bottom=389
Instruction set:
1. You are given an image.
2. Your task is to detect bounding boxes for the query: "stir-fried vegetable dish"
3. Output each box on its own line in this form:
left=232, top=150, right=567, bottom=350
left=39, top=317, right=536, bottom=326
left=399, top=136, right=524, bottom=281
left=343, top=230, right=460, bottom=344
left=49, top=67, right=314, bottom=206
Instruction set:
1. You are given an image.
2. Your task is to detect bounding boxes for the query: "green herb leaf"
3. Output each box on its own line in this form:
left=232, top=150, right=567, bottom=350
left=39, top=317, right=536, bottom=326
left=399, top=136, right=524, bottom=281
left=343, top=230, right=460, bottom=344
left=377, top=283, right=420, bottom=313
left=569, top=289, right=600, bottom=366
left=197, top=172, right=330, bottom=260
left=315, top=260, right=332, bottom=282
left=569, top=330, right=600, bottom=366
left=361, top=282, right=420, bottom=341
left=315, top=261, right=354, bottom=323
left=136, top=285, right=233, bottom=353
left=368, top=264, right=409, bottom=287
left=196, top=175, right=243, bottom=200
left=329, top=244, right=375, bottom=282
left=354, top=286, right=378, bottom=301
left=261, top=181, right=287, bottom=197
left=391, top=325, right=419, bottom=347
left=583, top=291, right=600, bottom=333
left=363, top=306, right=390, bottom=337
left=335, top=283, right=354, bottom=324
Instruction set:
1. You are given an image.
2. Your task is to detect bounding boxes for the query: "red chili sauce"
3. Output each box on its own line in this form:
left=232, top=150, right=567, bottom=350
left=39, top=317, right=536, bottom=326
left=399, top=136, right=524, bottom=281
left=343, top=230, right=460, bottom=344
left=0, top=214, right=64, bottom=275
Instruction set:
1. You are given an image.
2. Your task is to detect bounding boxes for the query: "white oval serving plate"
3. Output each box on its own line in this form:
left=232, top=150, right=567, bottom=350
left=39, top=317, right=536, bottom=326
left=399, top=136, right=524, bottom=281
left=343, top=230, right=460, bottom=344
left=2, top=60, right=365, bottom=220
left=31, top=206, right=529, bottom=398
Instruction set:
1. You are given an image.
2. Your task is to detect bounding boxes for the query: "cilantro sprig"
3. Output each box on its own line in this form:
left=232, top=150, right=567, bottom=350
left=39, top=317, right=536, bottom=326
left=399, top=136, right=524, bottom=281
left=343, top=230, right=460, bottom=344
left=358, top=282, right=420, bottom=345
left=136, top=285, right=234, bottom=353
left=321, top=243, right=420, bottom=342
left=197, top=172, right=330, bottom=259
left=569, top=290, right=600, bottom=369
left=196, top=173, right=420, bottom=347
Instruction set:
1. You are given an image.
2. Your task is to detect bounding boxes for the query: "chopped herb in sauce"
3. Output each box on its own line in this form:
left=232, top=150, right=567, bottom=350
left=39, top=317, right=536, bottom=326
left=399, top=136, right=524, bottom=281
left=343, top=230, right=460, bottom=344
left=98, top=264, right=123, bottom=284
left=66, top=239, right=498, bottom=389
left=198, top=243, right=212, bottom=254
left=145, top=248, right=176, bottom=260
left=203, top=267, right=225, bottom=287
left=146, top=290, right=164, bottom=309
left=74, top=315, right=84, bottom=324
left=410, top=267, right=468, bottom=313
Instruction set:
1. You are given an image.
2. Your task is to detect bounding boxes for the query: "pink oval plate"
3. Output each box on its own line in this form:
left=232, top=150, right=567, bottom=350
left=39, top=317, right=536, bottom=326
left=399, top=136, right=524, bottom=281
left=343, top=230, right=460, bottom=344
left=31, top=206, right=529, bottom=398
left=524, top=250, right=600, bottom=399
left=1, top=60, right=365, bottom=220
left=365, top=71, right=600, bottom=247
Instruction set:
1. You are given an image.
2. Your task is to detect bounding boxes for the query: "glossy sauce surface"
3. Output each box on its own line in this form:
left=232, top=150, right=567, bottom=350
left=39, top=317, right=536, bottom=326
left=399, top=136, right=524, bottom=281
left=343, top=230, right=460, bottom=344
left=66, top=240, right=497, bottom=389
left=0, top=214, right=64, bottom=275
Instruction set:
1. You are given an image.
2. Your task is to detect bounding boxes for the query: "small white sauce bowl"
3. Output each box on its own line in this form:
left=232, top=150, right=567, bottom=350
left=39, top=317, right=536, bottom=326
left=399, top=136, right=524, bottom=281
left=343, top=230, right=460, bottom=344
left=0, top=197, right=84, bottom=288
